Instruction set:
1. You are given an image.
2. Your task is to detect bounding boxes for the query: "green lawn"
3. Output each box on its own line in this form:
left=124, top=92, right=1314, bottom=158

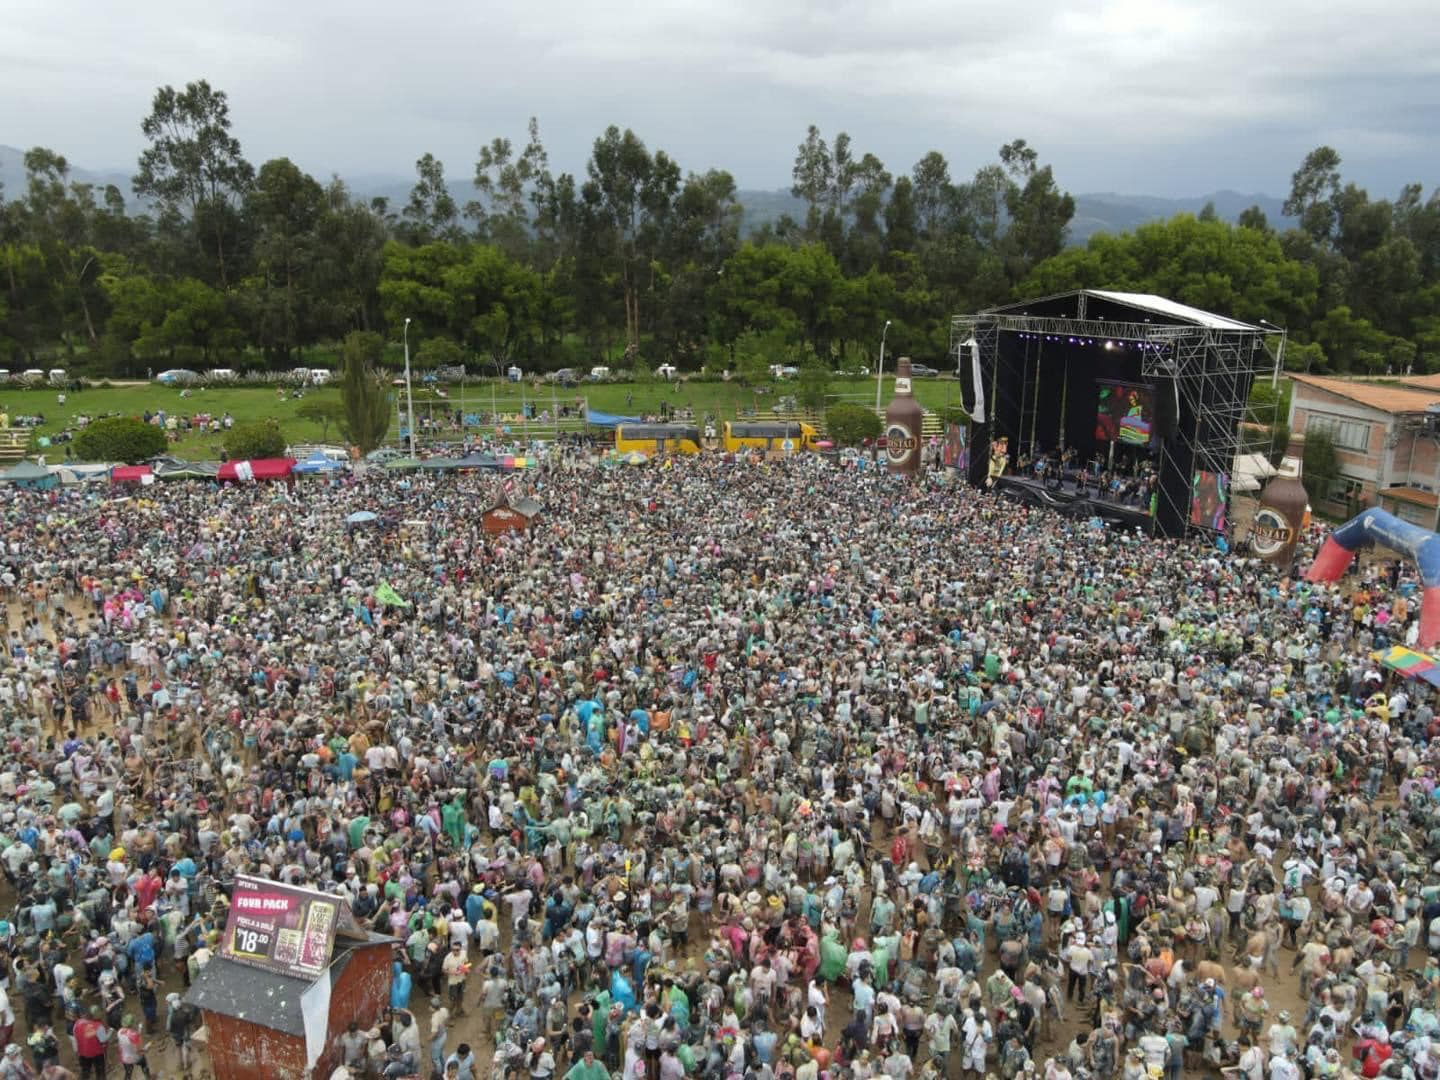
left=7, top=375, right=973, bottom=461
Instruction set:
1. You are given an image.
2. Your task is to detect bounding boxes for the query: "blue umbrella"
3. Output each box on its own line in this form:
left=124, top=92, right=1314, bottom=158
left=346, top=511, right=378, bottom=525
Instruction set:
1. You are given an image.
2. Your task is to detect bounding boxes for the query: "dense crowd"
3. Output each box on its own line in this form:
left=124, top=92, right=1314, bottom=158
left=0, top=447, right=1433, bottom=1080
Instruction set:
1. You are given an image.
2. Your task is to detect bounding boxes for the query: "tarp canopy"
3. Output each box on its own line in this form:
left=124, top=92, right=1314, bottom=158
left=1, top=461, right=51, bottom=481
left=585, top=410, right=641, bottom=429
left=218, top=458, right=296, bottom=482
left=455, top=453, right=500, bottom=470
left=110, top=465, right=152, bottom=484
left=383, top=457, right=421, bottom=471
left=49, top=463, right=111, bottom=485
left=418, top=456, right=462, bottom=471
left=153, top=458, right=220, bottom=481
left=0, top=461, right=57, bottom=489
left=292, top=452, right=347, bottom=474
left=1372, top=646, right=1440, bottom=688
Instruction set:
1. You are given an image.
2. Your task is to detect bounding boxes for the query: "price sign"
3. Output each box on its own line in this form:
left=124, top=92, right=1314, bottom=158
left=220, top=875, right=343, bottom=980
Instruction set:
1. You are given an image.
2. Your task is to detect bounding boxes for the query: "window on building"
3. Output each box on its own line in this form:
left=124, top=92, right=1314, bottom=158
left=1304, top=414, right=1371, bottom=452
left=1332, top=476, right=1365, bottom=502
left=1394, top=502, right=1433, bottom=526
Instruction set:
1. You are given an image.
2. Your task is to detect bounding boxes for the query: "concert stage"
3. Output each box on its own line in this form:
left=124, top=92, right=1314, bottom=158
left=993, top=475, right=1154, bottom=530
left=952, top=289, right=1285, bottom=539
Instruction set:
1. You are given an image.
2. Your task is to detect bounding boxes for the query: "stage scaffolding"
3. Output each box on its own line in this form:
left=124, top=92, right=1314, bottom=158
left=951, top=304, right=1285, bottom=539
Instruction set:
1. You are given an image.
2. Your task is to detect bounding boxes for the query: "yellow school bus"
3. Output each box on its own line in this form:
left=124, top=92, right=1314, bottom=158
left=614, top=423, right=703, bottom=456
left=722, top=420, right=818, bottom=453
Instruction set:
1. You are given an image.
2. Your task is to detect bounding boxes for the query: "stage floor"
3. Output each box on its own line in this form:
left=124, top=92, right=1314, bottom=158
left=993, top=475, right=1154, bottom=529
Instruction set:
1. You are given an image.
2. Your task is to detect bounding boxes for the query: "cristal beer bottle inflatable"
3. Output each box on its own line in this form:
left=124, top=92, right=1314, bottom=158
left=1251, top=433, right=1308, bottom=565
left=885, top=357, right=924, bottom=476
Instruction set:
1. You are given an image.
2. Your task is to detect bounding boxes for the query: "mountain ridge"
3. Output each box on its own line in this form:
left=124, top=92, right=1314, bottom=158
left=0, top=145, right=1293, bottom=245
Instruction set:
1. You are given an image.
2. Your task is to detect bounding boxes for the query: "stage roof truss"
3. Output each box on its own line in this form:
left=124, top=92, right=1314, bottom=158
left=950, top=291, right=1284, bottom=540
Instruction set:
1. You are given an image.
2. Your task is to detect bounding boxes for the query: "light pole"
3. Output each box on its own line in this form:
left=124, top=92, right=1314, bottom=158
left=874, top=319, right=892, bottom=415
left=402, top=317, right=416, bottom=456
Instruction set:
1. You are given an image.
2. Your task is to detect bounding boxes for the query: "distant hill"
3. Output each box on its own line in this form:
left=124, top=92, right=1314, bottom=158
left=1069, top=190, right=1294, bottom=243
left=729, top=187, right=1295, bottom=244
left=0, top=144, right=141, bottom=208
left=0, top=144, right=1294, bottom=245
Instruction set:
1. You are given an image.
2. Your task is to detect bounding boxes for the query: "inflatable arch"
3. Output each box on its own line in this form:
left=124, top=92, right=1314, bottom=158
left=1305, top=507, right=1440, bottom=648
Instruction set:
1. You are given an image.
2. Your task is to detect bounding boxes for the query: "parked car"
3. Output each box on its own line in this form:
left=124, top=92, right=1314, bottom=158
left=506, top=365, right=523, bottom=382
left=656, top=363, right=678, bottom=380
left=156, top=369, right=201, bottom=385
left=548, top=368, right=579, bottom=385
left=909, top=363, right=940, bottom=377
left=589, top=366, right=612, bottom=381
left=208, top=368, right=238, bottom=383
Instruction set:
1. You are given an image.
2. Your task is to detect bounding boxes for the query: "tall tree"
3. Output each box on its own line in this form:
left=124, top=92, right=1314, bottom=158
left=403, top=154, right=461, bottom=244
left=337, top=330, right=392, bottom=452
left=470, top=117, right=548, bottom=259
left=1283, top=146, right=1343, bottom=244
left=133, top=80, right=254, bottom=287
left=243, top=157, right=327, bottom=364
left=582, top=126, right=680, bottom=351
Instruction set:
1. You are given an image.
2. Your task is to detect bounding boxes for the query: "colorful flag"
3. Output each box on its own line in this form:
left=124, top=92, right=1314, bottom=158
left=375, top=582, right=410, bottom=608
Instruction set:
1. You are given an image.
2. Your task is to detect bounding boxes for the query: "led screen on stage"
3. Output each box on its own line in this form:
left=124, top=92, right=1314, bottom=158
left=1095, top=380, right=1154, bottom=446
left=1190, top=470, right=1229, bottom=532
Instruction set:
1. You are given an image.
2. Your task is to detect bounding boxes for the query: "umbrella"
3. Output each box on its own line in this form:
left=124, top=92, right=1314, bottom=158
left=623, top=451, right=649, bottom=466
left=1372, top=646, right=1440, bottom=688
left=346, top=511, right=378, bottom=525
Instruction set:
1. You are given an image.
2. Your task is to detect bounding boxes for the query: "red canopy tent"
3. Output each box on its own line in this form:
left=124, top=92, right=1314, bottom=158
left=110, top=465, right=152, bottom=484
left=217, top=458, right=296, bottom=483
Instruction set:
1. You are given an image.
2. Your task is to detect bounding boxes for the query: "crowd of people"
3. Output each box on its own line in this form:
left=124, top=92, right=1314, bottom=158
left=0, top=445, right=1431, bottom=1080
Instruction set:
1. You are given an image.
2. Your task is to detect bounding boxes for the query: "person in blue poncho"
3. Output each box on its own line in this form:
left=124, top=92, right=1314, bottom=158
left=391, top=958, right=413, bottom=1009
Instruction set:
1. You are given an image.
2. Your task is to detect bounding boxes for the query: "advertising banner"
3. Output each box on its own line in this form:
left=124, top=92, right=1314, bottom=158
left=221, top=875, right=341, bottom=980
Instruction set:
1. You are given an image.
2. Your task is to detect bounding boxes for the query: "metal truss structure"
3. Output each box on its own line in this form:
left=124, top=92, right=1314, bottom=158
left=950, top=310, right=1286, bottom=538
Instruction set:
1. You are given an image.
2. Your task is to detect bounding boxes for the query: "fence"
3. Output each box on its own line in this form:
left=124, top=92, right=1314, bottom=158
left=386, top=388, right=953, bottom=447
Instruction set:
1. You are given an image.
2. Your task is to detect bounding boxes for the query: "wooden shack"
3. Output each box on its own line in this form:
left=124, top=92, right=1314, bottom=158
left=482, top=495, right=542, bottom=534
left=184, top=877, right=393, bottom=1080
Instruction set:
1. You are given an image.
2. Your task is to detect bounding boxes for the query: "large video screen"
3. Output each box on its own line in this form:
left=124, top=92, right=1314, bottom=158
left=1095, top=380, right=1154, bottom=446
left=1190, top=471, right=1229, bottom=532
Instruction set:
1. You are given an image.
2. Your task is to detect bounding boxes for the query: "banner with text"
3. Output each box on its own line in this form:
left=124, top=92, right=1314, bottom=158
left=221, top=875, right=340, bottom=980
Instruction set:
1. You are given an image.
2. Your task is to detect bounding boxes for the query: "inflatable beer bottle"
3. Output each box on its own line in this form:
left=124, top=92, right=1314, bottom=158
left=885, top=357, right=924, bottom=476
left=1251, top=433, right=1308, bottom=565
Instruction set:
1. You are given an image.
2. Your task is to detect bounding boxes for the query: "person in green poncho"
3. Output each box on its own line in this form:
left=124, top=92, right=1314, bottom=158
left=442, top=795, right=467, bottom=849
left=565, top=1048, right=610, bottom=1080
left=348, top=815, right=371, bottom=850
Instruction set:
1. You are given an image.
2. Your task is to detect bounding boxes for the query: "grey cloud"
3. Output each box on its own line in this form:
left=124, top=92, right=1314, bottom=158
left=0, top=0, right=1435, bottom=199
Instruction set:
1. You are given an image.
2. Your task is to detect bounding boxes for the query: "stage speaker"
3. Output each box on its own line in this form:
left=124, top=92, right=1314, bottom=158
left=1152, top=375, right=1178, bottom=445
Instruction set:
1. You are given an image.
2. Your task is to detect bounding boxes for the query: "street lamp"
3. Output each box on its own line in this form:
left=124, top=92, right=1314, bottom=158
left=874, top=319, right=893, bottom=414
left=403, top=317, right=416, bottom=456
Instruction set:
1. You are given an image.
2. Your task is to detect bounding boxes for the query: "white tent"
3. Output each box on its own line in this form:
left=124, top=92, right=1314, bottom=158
left=1231, top=452, right=1278, bottom=493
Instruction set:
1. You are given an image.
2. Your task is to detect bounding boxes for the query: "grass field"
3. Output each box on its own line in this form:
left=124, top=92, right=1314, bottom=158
left=8, top=376, right=975, bottom=461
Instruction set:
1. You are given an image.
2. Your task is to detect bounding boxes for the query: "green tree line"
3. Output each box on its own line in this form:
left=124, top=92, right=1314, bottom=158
left=2, top=79, right=1437, bottom=376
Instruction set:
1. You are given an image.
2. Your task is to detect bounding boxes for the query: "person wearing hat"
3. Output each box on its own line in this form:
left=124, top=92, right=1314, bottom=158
left=0, top=1045, right=30, bottom=1080
left=442, top=940, right=471, bottom=1016
left=165, top=992, right=197, bottom=1076
left=116, top=1013, right=151, bottom=1080
left=428, top=995, right=451, bottom=1077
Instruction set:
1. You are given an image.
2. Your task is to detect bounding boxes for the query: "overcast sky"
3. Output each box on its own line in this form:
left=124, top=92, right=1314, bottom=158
left=3, top=0, right=1438, bottom=198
